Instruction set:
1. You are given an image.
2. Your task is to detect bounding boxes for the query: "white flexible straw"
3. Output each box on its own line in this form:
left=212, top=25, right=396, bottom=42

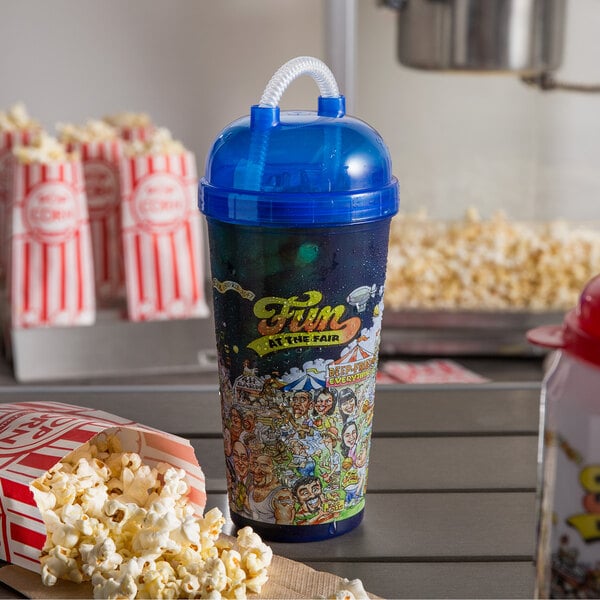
left=259, top=56, right=340, bottom=108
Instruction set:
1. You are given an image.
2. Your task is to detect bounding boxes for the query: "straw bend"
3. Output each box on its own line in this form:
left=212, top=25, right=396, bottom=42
left=259, top=56, right=340, bottom=108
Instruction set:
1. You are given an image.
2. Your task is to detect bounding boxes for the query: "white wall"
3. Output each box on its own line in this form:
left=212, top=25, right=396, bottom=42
left=1, top=0, right=599, bottom=222
left=357, top=0, right=600, bottom=221
left=534, top=0, right=600, bottom=221
left=0, top=0, right=325, bottom=173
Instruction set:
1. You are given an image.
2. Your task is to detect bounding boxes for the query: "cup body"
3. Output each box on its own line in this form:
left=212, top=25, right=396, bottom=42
left=206, top=217, right=391, bottom=541
left=535, top=352, right=600, bottom=598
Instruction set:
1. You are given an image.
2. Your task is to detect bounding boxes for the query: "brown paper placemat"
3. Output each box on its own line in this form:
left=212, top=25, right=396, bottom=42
left=0, top=554, right=379, bottom=599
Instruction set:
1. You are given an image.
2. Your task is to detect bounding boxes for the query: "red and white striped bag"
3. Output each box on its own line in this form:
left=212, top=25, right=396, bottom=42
left=118, top=124, right=155, bottom=143
left=66, top=140, right=124, bottom=304
left=0, top=401, right=206, bottom=573
left=120, top=152, right=209, bottom=321
left=8, top=159, right=96, bottom=328
left=0, top=129, right=39, bottom=281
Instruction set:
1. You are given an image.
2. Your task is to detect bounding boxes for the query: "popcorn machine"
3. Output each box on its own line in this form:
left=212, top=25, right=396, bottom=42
left=383, top=0, right=600, bottom=92
left=388, top=0, right=566, bottom=79
left=370, top=0, right=600, bottom=356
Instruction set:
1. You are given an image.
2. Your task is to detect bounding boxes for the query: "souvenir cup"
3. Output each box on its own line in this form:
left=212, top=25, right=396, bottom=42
left=528, top=275, right=600, bottom=598
left=199, top=57, right=399, bottom=541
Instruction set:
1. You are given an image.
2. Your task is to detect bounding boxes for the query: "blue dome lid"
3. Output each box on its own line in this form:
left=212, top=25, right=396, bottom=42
left=199, top=97, right=399, bottom=228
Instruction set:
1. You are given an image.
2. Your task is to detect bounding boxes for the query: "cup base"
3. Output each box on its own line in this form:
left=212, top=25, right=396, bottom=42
left=230, top=509, right=364, bottom=543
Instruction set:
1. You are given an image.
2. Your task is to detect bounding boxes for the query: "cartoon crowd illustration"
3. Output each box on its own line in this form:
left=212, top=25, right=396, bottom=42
left=550, top=534, right=600, bottom=598
left=219, top=356, right=375, bottom=526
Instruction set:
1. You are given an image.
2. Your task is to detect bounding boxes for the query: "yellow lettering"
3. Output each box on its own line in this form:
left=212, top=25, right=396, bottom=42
left=568, top=513, right=600, bottom=542
left=254, top=292, right=322, bottom=336
left=580, top=466, right=600, bottom=493
left=251, top=290, right=363, bottom=354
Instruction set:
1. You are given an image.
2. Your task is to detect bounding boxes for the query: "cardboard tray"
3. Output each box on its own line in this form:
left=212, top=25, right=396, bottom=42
left=0, top=549, right=379, bottom=599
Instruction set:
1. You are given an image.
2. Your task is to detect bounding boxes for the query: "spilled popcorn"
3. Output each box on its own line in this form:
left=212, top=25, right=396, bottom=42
left=13, top=131, right=78, bottom=164
left=0, top=102, right=40, bottom=132
left=328, top=578, right=369, bottom=600
left=57, top=119, right=118, bottom=143
left=386, top=208, right=600, bottom=311
left=124, top=127, right=186, bottom=157
left=31, top=434, right=272, bottom=599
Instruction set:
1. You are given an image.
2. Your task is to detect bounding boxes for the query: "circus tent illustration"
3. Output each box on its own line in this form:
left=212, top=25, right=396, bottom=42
left=282, top=367, right=327, bottom=391
left=334, top=336, right=374, bottom=364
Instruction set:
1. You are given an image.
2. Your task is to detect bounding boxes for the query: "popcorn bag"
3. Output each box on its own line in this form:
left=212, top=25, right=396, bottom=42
left=0, top=401, right=206, bottom=574
left=0, top=128, right=39, bottom=281
left=120, top=151, right=209, bottom=321
left=9, top=158, right=96, bottom=328
left=117, top=124, right=156, bottom=144
left=67, top=140, right=125, bottom=304
left=104, top=113, right=155, bottom=144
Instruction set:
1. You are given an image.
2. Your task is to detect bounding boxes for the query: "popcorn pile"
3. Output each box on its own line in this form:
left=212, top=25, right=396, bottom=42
left=13, top=131, right=78, bottom=164
left=124, top=127, right=186, bottom=158
left=0, top=102, right=40, bottom=132
left=386, top=208, right=600, bottom=311
left=58, top=119, right=118, bottom=143
left=31, top=435, right=272, bottom=599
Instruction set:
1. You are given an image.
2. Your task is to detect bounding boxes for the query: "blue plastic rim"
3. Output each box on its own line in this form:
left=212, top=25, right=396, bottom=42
left=230, top=509, right=365, bottom=543
left=200, top=102, right=399, bottom=228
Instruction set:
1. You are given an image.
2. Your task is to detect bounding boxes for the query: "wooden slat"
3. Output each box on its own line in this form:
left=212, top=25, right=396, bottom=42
left=0, top=370, right=541, bottom=600
left=0, top=562, right=535, bottom=600
left=0, top=561, right=536, bottom=600
left=305, top=562, right=536, bottom=600
left=192, top=435, right=538, bottom=493
left=0, top=385, right=541, bottom=436
left=0, top=391, right=222, bottom=437
left=204, top=492, right=536, bottom=561
left=372, top=386, right=540, bottom=435
left=0, top=356, right=543, bottom=387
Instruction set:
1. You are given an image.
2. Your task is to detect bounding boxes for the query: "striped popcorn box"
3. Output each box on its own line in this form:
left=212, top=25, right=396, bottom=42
left=120, top=152, right=210, bottom=321
left=0, top=129, right=39, bottom=281
left=118, top=124, right=155, bottom=143
left=103, top=113, right=155, bottom=144
left=66, top=140, right=125, bottom=304
left=0, top=401, right=206, bottom=573
left=8, top=159, right=96, bottom=329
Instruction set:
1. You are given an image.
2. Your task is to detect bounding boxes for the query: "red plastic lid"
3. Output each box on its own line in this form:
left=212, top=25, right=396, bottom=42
left=527, top=275, right=600, bottom=368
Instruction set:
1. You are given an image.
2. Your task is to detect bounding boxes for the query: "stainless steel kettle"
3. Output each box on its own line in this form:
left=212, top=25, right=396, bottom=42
left=389, top=0, right=566, bottom=75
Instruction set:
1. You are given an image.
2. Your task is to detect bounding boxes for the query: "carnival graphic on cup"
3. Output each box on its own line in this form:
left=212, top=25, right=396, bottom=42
left=528, top=276, right=600, bottom=599
left=199, top=57, right=399, bottom=542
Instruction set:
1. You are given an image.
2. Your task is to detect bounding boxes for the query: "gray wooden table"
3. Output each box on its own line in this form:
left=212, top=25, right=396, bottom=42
left=0, top=358, right=543, bottom=599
